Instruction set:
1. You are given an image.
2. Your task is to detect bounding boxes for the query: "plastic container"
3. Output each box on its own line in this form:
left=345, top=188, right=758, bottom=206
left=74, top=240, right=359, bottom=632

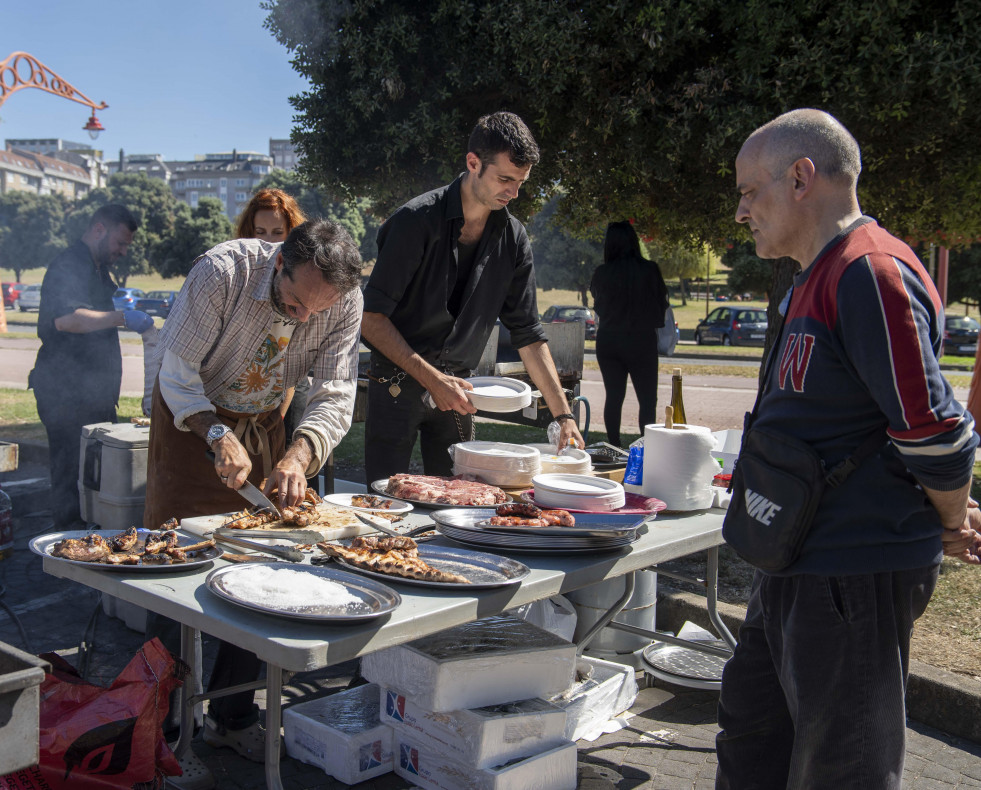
left=78, top=421, right=150, bottom=530
left=0, top=640, right=49, bottom=774
left=525, top=445, right=591, bottom=475
left=566, top=570, right=658, bottom=655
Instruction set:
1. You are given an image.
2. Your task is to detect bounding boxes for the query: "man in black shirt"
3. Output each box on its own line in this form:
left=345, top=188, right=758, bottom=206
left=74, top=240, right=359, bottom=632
left=31, top=204, right=152, bottom=529
left=362, top=112, right=583, bottom=481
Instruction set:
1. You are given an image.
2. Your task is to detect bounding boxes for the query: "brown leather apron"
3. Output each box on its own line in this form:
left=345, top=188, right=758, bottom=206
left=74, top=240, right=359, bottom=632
left=143, top=380, right=286, bottom=529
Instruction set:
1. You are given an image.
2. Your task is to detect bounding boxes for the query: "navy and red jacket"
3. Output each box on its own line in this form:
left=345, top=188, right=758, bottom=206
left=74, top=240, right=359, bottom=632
left=754, top=217, right=978, bottom=576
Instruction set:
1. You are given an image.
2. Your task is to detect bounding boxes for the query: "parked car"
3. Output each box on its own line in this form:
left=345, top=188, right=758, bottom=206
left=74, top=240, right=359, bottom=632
left=14, top=283, right=42, bottom=312
left=135, top=290, right=177, bottom=318
left=943, top=315, right=980, bottom=356
left=541, top=305, right=598, bottom=340
left=694, top=307, right=768, bottom=346
left=2, top=282, right=24, bottom=309
left=113, top=288, right=146, bottom=311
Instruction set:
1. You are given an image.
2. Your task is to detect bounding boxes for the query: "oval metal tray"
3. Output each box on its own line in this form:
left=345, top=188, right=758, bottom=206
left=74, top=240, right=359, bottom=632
left=30, top=528, right=223, bottom=573
left=326, top=543, right=530, bottom=589
left=433, top=508, right=647, bottom=538
left=322, top=493, right=414, bottom=515
left=206, top=562, right=401, bottom=622
left=436, top=525, right=638, bottom=555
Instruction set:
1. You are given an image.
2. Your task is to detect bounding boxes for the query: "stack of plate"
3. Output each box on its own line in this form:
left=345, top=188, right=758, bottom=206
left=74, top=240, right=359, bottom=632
left=432, top=509, right=644, bottom=554
left=532, top=473, right=626, bottom=511
left=524, top=444, right=592, bottom=475
left=451, top=441, right=541, bottom=488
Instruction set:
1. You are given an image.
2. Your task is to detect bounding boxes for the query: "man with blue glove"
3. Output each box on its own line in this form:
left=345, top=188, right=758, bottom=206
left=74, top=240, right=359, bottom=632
left=30, top=203, right=145, bottom=529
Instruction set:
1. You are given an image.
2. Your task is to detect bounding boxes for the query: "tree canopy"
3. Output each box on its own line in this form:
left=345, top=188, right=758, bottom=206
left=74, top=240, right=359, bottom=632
left=0, top=192, right=67, bottom=282
left=153, top=198, right=234, bottom=278
left=526, top=194, right=603, bottom=305
left=265, top=0, right=981, bottom=248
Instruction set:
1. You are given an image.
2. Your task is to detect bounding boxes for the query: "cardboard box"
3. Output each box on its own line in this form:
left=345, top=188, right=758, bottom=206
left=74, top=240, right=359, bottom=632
left=547, top=656, right=638, bottom=741
left=361, top=614, right=577, bottom=712
left=284, top=684, right=393, bottom=784
left=380, top=687, right=567, bottom=769
left=394, top=731, right=577, bottom=790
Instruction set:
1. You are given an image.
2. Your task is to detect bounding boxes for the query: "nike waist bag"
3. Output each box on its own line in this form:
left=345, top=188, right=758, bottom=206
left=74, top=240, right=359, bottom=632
left=722, top=427, right=827, bottom=573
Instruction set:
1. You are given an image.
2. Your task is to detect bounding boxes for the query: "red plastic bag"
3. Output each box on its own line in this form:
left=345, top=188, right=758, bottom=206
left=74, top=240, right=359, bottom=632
left=0, top=638, right=183, bottom=790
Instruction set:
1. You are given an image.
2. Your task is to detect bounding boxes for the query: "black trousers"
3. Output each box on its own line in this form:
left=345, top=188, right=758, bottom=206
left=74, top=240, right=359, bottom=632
left=146, top=611, right=262, bottom=734
left=716, top=565, right=939, bottom=789
left=364, top=369, right=473, bottom=483
left=34, top=387, right=116, bottom=529
left=595, top=331, right=659, bottom=448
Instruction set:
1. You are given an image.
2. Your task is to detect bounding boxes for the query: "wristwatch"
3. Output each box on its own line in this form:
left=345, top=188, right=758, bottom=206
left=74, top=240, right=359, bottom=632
left=206, top=424, right=232, bottom=449
left=553, top=413, right=576, bottom=423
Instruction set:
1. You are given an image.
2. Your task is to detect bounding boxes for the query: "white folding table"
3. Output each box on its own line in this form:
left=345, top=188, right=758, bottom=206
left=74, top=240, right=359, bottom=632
left=42, top=492, right=732, bottom=790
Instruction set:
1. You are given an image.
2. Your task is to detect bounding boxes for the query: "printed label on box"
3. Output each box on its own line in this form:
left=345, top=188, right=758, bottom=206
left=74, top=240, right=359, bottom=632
left=359, top=739, right=384, bottom=771
left=399, top=742, right=420, bottom=775
left=387, top=690, right=406, bottom=721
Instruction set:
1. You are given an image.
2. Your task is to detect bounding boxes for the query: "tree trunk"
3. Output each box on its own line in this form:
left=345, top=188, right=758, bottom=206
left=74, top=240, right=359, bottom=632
left=759, top=258, right=799, bottom=388
left=580, top=286, right=589, bottom=307
left=12, top=266, right=24, bottom=282
left=680, top=278, right=688, bottom=306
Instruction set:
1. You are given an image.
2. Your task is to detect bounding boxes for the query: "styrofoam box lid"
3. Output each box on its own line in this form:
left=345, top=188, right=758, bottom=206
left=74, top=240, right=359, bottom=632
left=533, top=473, right=624, bottom=496
left=286, top=683, right=382, bottom=734
left=83, top=422, right=151, bottom=449
left=405, top=614, right=570, bottom=660
left=464, top=377, right=533, bottom=413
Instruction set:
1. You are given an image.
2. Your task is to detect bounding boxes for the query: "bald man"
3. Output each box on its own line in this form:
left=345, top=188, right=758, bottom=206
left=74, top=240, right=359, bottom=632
left=716, top=109, right=981, bottom=789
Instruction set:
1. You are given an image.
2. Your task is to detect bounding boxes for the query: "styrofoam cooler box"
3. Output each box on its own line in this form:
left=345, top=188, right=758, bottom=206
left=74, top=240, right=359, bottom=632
left=394, top=731, right=577, bottom=790
left=78, top=421, right=150, bottom=530
left=567, top=570, right=657, bottom=655
left=284, top=683, right=394, bottom=784
left=380, top=687, right=567, bottom=769
left=361, top=614, right=577, bottom=712
left=100, top=593, right=148, bottom=633
left=547, top=657, right=639, bottom=741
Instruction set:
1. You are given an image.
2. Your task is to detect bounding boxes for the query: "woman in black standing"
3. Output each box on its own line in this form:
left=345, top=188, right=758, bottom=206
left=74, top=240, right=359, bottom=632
left=589, top=221, right=669, bottom=448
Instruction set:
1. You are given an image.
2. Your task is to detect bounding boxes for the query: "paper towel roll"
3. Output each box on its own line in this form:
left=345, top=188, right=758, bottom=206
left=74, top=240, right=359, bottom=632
left=642, top=423, right=719, bottom=510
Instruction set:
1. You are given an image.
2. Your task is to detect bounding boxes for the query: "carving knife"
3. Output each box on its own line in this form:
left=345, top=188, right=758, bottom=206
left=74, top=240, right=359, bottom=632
left=205, top=450, right=282, bottom=519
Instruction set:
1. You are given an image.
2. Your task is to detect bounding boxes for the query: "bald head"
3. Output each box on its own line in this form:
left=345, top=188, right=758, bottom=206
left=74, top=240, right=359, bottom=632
left=744, top=109, right=861, bottom=188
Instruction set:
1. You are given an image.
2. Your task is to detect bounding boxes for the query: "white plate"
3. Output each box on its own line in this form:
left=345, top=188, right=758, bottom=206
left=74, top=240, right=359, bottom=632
left=322, top=493, right=414, bottom=515
left=464, top=376, right=533, bottom=413
left=532, top=473, right=624, bottom=496
left=533, top=488, right=626, bottom=511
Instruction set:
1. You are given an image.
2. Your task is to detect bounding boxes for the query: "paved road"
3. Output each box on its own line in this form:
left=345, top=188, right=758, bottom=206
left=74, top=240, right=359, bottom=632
left=1, top=335, right=970, bottom=439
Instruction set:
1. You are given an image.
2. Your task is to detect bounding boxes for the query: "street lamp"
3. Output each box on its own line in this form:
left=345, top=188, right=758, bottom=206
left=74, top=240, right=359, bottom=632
left=0, top=51, right=109, bottom=134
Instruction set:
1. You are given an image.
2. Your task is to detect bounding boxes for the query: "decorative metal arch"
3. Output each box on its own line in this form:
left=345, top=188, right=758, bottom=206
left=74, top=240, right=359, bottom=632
left=0, top=51, right=108, bottom=110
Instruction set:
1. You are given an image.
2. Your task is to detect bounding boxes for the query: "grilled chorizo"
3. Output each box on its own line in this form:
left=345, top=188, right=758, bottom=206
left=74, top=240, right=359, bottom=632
left=495, top=503, right=542, bottom=518
left=540, top=509, right=575, bottom=527
left=488, top=516, right=546, bottom=527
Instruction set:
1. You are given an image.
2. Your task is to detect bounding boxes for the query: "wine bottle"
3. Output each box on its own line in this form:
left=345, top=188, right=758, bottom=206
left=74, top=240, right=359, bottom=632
left=670, top=367, right=687, bottom=425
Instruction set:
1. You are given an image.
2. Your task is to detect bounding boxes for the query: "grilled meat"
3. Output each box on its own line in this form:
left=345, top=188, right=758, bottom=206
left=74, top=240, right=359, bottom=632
left=51, top=534, right=111, bottom=562
left=316, top=540, right=469, bottom=584
left=108, top=526, right=139, bottom=553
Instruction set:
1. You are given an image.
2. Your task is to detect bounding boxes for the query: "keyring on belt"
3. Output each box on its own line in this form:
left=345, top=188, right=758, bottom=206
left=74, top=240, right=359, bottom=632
left=367, top=369, right=407, bottom=398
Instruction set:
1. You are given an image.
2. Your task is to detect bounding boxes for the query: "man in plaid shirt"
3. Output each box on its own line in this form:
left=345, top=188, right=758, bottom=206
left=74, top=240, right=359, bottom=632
left=143, top=218, right=363, bottom=766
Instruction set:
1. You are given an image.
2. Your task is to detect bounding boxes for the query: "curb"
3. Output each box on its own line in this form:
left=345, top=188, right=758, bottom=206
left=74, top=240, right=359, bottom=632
left=657, top=585, right=981, bottom=745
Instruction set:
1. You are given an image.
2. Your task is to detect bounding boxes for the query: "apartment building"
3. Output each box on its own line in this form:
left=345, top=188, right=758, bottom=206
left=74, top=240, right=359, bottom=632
left=5, top=138, right=107, bottom=190
left=0, top=146, right=92, bottom=199
left=269, top=138, right=299, bottom=171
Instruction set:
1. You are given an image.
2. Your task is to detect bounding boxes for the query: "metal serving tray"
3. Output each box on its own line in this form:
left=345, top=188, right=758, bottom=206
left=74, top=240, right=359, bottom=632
left=433, top=508, right=647, bottom=538
left=206, top=562, right=401, bottom=622
left=371, top=479, right=512, bottom=509
left=325, top=543, right=530, bottom=590
left=30, top=528, right=223, bottom=572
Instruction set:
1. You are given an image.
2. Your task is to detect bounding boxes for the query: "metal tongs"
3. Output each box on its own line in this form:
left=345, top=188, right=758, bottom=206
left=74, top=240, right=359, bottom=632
left=212, top=528, right=305, bottom=563
left=352, top=511, right=436, bottom=540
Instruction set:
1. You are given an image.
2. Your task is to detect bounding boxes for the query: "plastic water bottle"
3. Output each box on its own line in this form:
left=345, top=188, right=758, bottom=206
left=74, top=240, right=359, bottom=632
left=624, top=446, right=644, bottom=485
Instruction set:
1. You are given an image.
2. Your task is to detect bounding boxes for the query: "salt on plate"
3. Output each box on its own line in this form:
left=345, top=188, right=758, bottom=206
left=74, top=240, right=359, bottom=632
left=219, top=565, right=366, bottom=612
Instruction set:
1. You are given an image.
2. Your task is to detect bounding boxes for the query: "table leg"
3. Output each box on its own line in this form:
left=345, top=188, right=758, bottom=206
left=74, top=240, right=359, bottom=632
left=264, top=664, right=285, bottom=790
left=575, top=571, right=636, bottom=656
left=173, top=623, right=201, bottom=760
left=705, top=546, right=737, bottom=651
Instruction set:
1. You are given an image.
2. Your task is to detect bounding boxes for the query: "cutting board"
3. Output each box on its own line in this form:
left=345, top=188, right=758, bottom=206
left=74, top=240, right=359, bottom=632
left=179, top=503, right=376, bottom=542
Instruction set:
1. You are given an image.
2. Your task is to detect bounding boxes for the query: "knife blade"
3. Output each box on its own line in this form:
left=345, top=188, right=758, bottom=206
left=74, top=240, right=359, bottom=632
left=205, top=450, right=282, bottom=519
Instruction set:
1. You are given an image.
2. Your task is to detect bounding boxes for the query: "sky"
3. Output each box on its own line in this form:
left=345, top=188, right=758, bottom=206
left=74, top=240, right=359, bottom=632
left=0, top=0, right=311, bottom=162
